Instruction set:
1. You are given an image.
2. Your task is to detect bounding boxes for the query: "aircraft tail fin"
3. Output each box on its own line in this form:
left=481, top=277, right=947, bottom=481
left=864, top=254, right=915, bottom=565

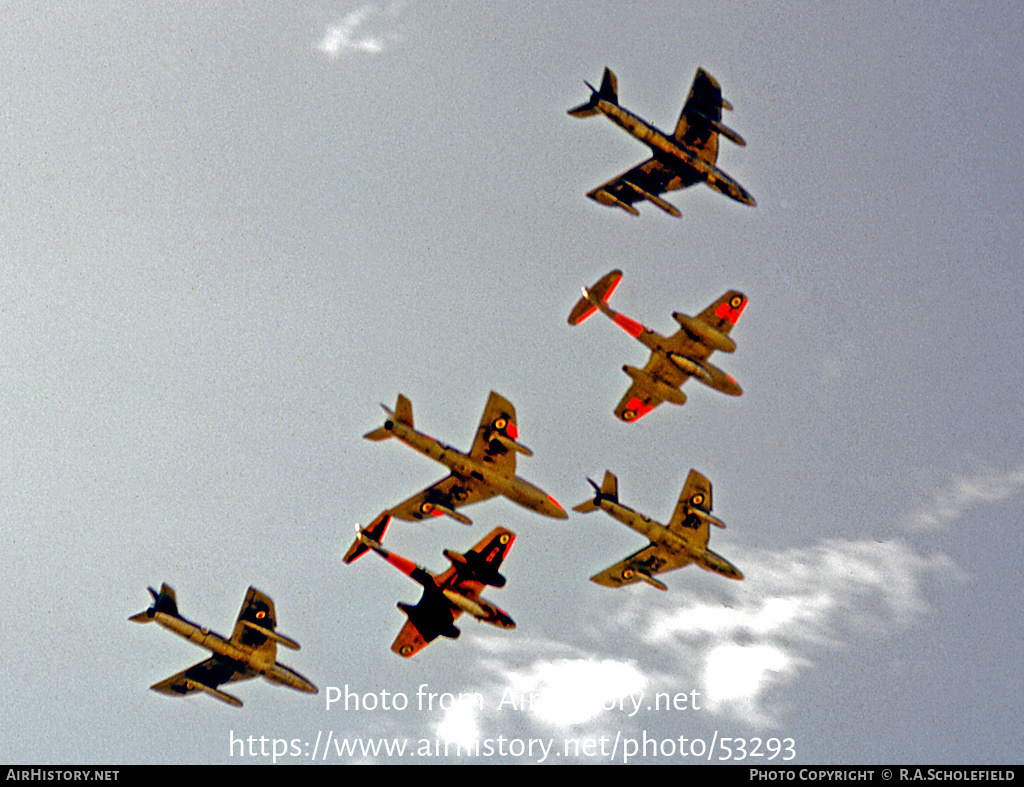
left=129, top=583, right=179, bottom=623
left=568, top=67, right=619, bottom=117
left=364, top=394, right=414, bottom=440
left=343, top=512, right=391, bottom=564
left=568, top=269, right=623, bottom=325
left=572, top=471, right=619, bottom=513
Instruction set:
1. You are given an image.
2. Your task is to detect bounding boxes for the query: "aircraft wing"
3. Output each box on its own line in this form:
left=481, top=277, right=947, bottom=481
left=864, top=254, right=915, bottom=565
left=387, top=474, right=497, bottom=524
left=672, top=68, right=731, bottom=166
left=614, top=353, right=687, bottom=422
left=436, top=527, right=516, bottom=594
left=694, top=290, right=747, bottom=339
left=662, top=292, right=745, bottom=359
left=229, top=587, right=278, bottom=653
left=666, top=469, right=713, bottom=546
left=150, top=657, right=253, bottom=706
left=391, top=619, right=433, bottom=658
left=590, top=543, right=692, bottom=589
left=587, top=157, right=702, bottom=215
left=466, top=391, right=524, bottom=476
left=391, top=589, right=462, bottom=658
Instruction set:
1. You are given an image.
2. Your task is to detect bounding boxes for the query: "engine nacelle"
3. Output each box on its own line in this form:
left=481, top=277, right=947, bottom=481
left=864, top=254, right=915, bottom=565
left=671, top=313, right=736, bottom=353
left=622, top=366, right=687, bottom=406
left=666, top=354, right=741, bottom=396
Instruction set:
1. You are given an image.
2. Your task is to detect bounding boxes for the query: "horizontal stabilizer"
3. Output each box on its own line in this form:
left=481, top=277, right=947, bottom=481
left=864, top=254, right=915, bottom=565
left=568, top=68, right=618, bottom=117
left=572, top=471, right=618, bottom=512
left=567, top=100, right=600, bottom=118
left=568, top=269, right=622, bottom=325
left=364, top=394, right=414, bottom=440
left=129, top=583, right=178, bottom=623
left=343, top=512, right=392, bottom=564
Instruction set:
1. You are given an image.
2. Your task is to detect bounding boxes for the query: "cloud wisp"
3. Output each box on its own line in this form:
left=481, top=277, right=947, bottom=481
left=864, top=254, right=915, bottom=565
left=317, top=5, right=403, bottom=57
left=907, top=462, right=1024, bottom=531
left=429, top=537, right=959, bottom=742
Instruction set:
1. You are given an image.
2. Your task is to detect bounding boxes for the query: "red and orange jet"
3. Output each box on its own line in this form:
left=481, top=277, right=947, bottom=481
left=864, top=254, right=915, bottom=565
left=568, top=270, right=747, bottom=422
left=345, top=515, right=516, bottom=658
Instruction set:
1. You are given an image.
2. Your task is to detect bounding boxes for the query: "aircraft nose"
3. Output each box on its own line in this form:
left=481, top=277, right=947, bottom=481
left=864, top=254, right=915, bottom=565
left=546, top=495, right=569, bottom=519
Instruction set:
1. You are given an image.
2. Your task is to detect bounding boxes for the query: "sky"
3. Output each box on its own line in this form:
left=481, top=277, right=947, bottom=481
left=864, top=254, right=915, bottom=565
left=1, top=0, right=1022, bottom=765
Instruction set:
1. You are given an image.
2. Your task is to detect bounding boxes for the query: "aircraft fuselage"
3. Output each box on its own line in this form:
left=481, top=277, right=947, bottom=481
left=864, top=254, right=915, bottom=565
left=593, top=497, right=741, bottom=580
left=581, top=291, right=741, bottom=398
left=593, top=98, right=753, bottom=206
left=382, top=418, right=566, bottom=519
left=146, top=609, right=317, bottom=694
left=363, top=535, right=517, bottom=631
left=441, top=588, right=515, bottom=629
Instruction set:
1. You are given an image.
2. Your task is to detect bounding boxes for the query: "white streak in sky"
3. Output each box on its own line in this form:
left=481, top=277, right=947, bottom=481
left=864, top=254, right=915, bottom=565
left=317, top=4, right=403, bottom=57
left=908, top=463, right=1024, bottom=530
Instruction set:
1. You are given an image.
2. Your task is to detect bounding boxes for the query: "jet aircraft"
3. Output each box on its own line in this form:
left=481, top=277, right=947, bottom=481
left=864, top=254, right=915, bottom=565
left=574, top=469, right=743, bottom=589
left=568, top=67, right=755, bottom=216
left=345, top=515, right=516, bottom=657
left=129, top=584, right=318, bottom=707
left=568, top=269, right=746, bottom=422
left=364, top=391, right=567, bottom=524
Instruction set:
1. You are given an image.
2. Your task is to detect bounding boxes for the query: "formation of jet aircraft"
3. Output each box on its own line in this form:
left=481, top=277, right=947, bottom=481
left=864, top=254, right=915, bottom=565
left=569, top=269, right=747, bottom=422
left=364, top=391, right=567, bottom=525
left=574, top=469, right=743, bottom=589
left=129, top=584, right=318, bottom=707
left=345, top=514, right=517, bottom=657
left=569, top=67, right=755, bottom=216
left=131, top=63, right=753, bottom=681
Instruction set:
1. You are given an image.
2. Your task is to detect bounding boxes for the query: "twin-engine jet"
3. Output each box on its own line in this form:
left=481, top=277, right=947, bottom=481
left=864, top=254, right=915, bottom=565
left=574, top=469, right=743, bottom=590
left=569, top=67, right=755, bottom=216
left=569, top=270, right=746, bottom=422
left=345, top=514, right=516, bottom=657
left=364, top=391, right=567, bottom=525
left=129, top=584, right=318, bottom=707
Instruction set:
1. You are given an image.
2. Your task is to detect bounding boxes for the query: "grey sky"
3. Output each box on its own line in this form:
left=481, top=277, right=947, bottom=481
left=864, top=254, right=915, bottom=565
left=1, top=0, right=1021, bottom=764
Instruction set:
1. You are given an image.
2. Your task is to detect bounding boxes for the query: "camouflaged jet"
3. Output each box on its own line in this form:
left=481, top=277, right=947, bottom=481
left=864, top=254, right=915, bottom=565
left=568, top=67, right=755, bottom=216
left=364, top=391, right=567, bottom=525
left=345, top=515, right=516, bottom=657
left=129, top=584, right=318, bottom=707
left=574, top=469, right=743, bottom=590
left=568, top=269, right=746, bottom=422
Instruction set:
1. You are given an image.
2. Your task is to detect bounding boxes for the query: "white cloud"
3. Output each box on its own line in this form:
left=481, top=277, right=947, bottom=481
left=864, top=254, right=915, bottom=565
left=317, top=5, right=404, bottom=57
left=502, top=658, right=647, bottom=728
left=435, top=694, right=482, bottom=749
left=908, top=463, right=1024, bottom=530
left=450, top=538, right=958, bottom=733
left=703, top=643, right=796, bottom=723
left=636, top=540, right=958, bottom=721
